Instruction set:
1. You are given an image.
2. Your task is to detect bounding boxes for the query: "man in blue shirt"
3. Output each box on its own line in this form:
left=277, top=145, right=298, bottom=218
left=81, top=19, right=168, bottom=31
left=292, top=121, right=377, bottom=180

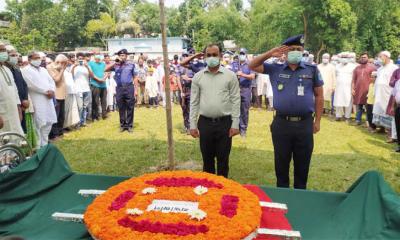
left=249, top=34, right=324, bottom=189
left=180, top=52, right=207, bottom=74
left=230, top=48, right=255, bottom=137
left=88, top=54, right=107, bottom=121
left=180, top=53, right=194, bottom=134
left=106, top=49, right=137, bottom=133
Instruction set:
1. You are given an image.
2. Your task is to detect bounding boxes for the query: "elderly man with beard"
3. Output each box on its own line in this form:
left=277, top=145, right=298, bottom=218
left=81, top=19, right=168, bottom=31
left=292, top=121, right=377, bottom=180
left=0, top=43, right=24, bottom=135
left=373, top=51, right=399, bottom=142
left=352, top=52, right=376, bottom=125
left=21, top=52, right=57, bottom=147
left=4, top=45, right=29, bottom=132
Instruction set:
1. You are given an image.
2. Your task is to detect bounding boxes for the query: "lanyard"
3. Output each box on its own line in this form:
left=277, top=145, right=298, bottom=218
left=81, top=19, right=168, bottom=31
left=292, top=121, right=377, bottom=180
left=0, top=66, right=12, bottom=86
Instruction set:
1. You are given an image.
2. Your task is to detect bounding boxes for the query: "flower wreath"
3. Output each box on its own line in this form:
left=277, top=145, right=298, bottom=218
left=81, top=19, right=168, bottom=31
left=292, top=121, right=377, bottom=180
left=84, top=170, right=261, bottom=240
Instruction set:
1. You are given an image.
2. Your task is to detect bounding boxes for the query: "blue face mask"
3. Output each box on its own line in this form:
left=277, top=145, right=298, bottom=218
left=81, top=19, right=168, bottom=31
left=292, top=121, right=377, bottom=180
left=206, top=57, right=220, bottom=68
left=288, top=51, right=303, bottom=64
left=0, top=52, right=9, bottom=62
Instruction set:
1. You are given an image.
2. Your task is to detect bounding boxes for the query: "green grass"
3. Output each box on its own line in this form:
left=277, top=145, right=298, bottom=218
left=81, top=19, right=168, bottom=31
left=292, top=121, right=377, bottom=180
left=55, top=105, right=400, bottom=193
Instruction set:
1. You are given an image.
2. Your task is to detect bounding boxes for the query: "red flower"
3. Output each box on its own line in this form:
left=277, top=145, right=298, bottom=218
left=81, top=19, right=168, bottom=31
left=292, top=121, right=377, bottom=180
left=220, top=195, right=239, bottom=218
left=108, top=191, right=135, bottom=211
left=145, top=177, right=223, bottom=189
left=118, top=217, right=209, bottom=236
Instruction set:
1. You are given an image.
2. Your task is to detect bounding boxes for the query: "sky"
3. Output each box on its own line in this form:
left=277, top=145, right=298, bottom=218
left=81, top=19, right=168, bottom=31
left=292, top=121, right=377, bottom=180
left=0, top=0, right=250, bottom=12
left=0, top=1, right=6, bottom=12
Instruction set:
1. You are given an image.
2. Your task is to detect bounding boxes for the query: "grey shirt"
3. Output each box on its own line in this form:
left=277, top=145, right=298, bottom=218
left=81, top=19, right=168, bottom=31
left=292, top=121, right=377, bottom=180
left=190, top=66, right=241, bottom=129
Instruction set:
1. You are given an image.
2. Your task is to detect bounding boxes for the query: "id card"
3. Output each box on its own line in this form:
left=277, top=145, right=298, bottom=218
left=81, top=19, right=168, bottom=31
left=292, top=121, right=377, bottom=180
left=297, top=85, right=304, bottom=96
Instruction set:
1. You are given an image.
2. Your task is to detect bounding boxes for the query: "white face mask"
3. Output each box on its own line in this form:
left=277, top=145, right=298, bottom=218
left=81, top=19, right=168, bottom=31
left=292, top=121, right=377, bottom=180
left=8, top=56, right=18, bottom=66
left=239, top=55, right=246, bottom=62
left=30, top=60, right=42, bottom=67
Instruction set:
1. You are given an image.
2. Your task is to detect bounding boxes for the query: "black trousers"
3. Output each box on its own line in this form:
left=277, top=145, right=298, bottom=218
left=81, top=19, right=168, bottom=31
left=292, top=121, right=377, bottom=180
left=116, top=84, right=135, bottom=129
left=395, top=106, right=400, bottom=147
left=181, top=97, right=190, bottom=130
left=198, top=116, right=232, bottom=178
left=271, top=116, right=314, bottom=189
left=49, top=99, right=65, bottom=138
left=366, top=104, right=376, bottom=129
left=91, top=86, right=107, bottom=120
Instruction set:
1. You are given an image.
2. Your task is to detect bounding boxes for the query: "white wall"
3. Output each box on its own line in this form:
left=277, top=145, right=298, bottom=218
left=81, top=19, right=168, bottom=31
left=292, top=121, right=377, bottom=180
left=108, top=38, right=186, bottom=59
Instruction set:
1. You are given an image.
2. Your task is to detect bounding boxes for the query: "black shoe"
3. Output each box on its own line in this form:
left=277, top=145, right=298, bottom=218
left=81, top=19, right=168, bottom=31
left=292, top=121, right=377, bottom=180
left=127, top=128, right=133, bottom=133
left=120, top=127, right=125, bottom=132
left=396, top=146, right=400, bottom=153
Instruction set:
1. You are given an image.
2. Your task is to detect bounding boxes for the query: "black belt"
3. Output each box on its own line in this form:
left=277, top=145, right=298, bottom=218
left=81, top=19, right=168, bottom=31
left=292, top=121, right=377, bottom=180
left=276, top=113, right=313, bottom=122
left=117, top=83, right=133, bottom=87
left=200, top=115, right=231, bottom=123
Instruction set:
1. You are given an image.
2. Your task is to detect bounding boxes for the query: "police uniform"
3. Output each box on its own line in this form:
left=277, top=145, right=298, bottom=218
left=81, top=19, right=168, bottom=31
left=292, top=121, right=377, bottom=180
left=180, top=65, right=194, bottom=131
left=263, top=35, right=324, bottom=189
left=114, top=49, right=136, bottom=132
left=230, top=48, right=253, bottom=135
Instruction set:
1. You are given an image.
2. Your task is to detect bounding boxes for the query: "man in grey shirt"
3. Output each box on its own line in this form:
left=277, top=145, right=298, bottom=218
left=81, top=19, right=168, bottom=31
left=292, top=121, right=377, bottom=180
left=189, top=43, right=241, bottom=178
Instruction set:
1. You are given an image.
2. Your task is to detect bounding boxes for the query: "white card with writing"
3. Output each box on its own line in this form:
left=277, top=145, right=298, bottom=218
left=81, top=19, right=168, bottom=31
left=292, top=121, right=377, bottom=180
left=146, top=200, right=199, bottom=214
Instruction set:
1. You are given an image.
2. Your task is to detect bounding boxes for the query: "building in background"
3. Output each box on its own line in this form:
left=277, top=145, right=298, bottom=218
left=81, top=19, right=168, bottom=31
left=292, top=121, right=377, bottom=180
left=107, top=37, right=191, bottom=58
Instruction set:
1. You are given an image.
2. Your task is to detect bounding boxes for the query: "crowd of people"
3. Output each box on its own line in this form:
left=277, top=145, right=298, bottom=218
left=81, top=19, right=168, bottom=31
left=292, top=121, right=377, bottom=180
left=1, top=40, right=400, bottom=153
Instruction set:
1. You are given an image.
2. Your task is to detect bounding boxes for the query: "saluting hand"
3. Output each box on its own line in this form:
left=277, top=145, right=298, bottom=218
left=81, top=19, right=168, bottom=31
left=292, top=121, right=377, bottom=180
left=267, top=45, right=290, bottom=58
left=193, top=52, right=204, bottom=59
left=190, top=129, right=200, bottom=138
left=229, top=128, right=240, bottom=138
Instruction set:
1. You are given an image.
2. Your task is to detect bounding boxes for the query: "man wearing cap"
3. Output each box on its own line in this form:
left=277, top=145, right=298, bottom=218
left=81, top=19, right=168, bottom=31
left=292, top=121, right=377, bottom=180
left=249, top=34, right=324, bottom=189
left=179, top=52, right=194, bottom=133
left=106, top=49, right=137, bottom=133
left=180, top=51, right=207, bottom=74
left=230, top=48, right=255, bottom=137
left=318, top=53, right=336, bottom=115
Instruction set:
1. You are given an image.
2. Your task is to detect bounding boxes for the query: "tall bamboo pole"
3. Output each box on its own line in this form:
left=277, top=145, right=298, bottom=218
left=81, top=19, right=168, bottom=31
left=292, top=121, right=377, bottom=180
left=158, top=0, right=175, bottom=170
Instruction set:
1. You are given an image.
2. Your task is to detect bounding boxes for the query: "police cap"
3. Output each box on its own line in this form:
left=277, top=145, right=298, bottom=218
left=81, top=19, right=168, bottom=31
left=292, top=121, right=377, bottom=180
left=117, top=49, right=129, bottom=55
left=282, top=34, right=305, bottom=47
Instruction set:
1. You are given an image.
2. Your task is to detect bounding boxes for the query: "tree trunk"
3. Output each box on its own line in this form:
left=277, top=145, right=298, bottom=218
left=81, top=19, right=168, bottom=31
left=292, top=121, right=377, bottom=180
left=158, top=0, right=176, bottom=170
left=302, top=12, right=308, bottom=45
left=316, top=42, right=326, bottom=64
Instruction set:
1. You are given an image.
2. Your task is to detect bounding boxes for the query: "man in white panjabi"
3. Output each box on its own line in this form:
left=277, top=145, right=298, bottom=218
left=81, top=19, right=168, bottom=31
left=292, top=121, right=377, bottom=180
left=145, top=68, right=159, bottom=107
left=155, top=58, right=166, bottom=107
left=318, top=53, right=336, bottom=115
left=59, top=54, right=80, bottom=129
left=256, top=72, right=273, bottom=110
left=373, top=51, right=399, bottom=141
left=0, top=43, right=24, bottom=135
left=21, top=52, right=57, bottom=147
left=334, top=52, right=357, bottom=122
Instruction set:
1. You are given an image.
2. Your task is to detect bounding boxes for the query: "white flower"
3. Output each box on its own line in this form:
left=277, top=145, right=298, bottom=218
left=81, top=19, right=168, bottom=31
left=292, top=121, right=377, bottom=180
left=188, top=209, right=207, bottom=221
left=142, top=187, right=157, bottom=195
left=126, top=208, right=144, bottom=216
left=193, top=186, right=208, bottom=195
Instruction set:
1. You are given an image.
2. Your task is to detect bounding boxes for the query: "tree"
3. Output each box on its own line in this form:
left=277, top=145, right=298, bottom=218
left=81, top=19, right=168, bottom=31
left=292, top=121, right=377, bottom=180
left=86, top=12, right=116, bottom=48
left=131, top=2, right=161, bottom=35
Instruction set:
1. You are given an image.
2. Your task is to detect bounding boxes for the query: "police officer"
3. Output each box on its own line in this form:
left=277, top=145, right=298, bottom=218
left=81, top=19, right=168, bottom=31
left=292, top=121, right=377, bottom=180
left=107, top=49, right=137, bottom=133
left=179, top=53, right=194, bottom=134
left=249, top=35, right=324, bottom=189
left=231, top=48, right=255, bottom=137
left=180, top=51, right=207, bottom=74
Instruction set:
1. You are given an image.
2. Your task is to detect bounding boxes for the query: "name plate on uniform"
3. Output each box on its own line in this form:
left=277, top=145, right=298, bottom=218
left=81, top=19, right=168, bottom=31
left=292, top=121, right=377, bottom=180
left=146, top=200, right=199, bottom=214
left=279, top=74, right=291, bottom=79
